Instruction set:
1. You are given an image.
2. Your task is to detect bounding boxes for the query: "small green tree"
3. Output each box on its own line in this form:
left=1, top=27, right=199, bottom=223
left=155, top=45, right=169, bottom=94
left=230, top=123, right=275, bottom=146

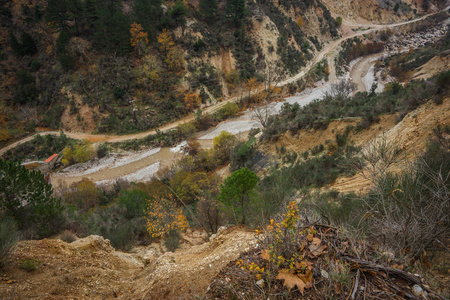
left=218, top=167, right=258, bottom=224
left=336, top=16, right=343, bottom=27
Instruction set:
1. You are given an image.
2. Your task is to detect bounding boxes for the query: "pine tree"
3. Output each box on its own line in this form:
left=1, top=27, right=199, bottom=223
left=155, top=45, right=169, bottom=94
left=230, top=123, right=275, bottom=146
left=169, top=1, right=186, bottom=28
left=9, top=32, right=21, bottom=56
left=132, top=0, right=163, bottom=38
left=226, top=0, right=246, bottom=26
left=94, top=2, right=131, bottom=54
left=83, top=0, right=99, bottom=29
left=199, top=0, right=217, bottom=24
left=0, top=158, right=63, bottom=237
left=20, top=32, right=37, bottom=56
left=14, top=70, right=37, bottom=105
left=46, top=0, right=69, bottom=29
left=56, top=30, right=70, bottom=54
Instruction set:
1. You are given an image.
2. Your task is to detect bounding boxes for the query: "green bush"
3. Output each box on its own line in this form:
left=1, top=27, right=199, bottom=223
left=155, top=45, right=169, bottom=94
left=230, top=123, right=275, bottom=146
left=360, top=138, right=449, bottom=258
left=0, top=218, right=19, bottom=268
left=307, top=191, right=360, bottom=226
left=229, top=139, right=256, bottom=172
left=218, top=102, right=240, bottom=119
left=119, top=189, right=148, bottom=219
left=30, top=59, right=41, bottom=72
left=213, top=131, right=238, bottom=164
left=86, top=202, right=147, bottom=251
left=163, top=230, right=181, bottom=252
left=176, top=122, right=197, bottom=139
left=19, top=259, right=40, bottom=272
left=14, top=70, right=37, bottom=105
left=97, top=143, right=109, bottom=158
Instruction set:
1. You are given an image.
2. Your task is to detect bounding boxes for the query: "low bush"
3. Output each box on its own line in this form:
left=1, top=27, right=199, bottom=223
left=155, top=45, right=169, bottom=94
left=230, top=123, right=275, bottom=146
left=218, top=102, right=240, bottom=120
left=64, top=178, right=101, bottom=211
left=213, top=131, right=238, bottom=164
left=86, top=202, right=146, bottom=251
left=96, top=143, right=109, bottom=158
left=361, top=138, right=450, bottom=258
left=19, top=259, right=40, bottom=272
left=60, top=230, right=77, bottom=243
left=229, top=138, right=257, bottom=172
left=61, top=140, right=96, bottom=166
left=163, top=230, right=181, bottom=252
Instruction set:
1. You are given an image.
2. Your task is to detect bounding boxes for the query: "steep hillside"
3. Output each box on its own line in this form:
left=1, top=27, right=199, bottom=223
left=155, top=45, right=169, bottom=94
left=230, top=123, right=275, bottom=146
left=322, top=0, right=444, bottom=24
left=0, top=0, right=433, bottom=144
left=0, top=0, right=341, bottom=140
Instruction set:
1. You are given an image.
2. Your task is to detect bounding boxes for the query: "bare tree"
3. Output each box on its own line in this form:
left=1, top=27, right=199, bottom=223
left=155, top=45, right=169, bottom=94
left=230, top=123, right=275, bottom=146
left=251, top=100, right=275, bottom=128
left=263, top=62, right=283, bottom=100
left=324, top=79, right=357, bottom=100
left=17, top=106, right=39, bottom=125
left=350, top=136, right=404, bottom=184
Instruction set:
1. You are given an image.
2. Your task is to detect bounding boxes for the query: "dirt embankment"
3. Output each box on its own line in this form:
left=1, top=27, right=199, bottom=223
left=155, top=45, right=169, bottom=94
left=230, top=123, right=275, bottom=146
left=0, top=226, right=257, bottom=299
left=414, top=51, right=450, bottom=80
left=263, top=97, right=450, bottom=194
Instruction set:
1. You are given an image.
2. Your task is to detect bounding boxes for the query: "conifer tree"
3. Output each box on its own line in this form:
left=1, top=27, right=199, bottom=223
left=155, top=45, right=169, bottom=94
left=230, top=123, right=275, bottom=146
left=20, top=32, right=38, bottom=56
left=199, top=0, right=217, bottom=24
left=46, top=0, right=69, bottom=28
left=133, top=0, right=163, bottom=38
left=84, top=0, right=99, bottom=29
left=226, top=0, right=246, bottom=26
left=169, top=1, right=186, bottom=28
left=94, top=3, right=131, bottom=54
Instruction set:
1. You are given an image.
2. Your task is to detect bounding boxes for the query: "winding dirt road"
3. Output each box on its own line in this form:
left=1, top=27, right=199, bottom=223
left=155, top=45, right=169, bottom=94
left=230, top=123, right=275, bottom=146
left=2, top=8, right=447, bottom=187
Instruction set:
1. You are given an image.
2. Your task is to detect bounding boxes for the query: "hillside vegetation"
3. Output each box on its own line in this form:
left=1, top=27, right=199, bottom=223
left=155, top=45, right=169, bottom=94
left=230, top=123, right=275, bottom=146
left=0, top=0, right=433, bottom=144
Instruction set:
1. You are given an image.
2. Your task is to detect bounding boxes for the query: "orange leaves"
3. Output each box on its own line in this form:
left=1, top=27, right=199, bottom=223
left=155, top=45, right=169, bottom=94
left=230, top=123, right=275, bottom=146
left=145, top=195, right=188, bottom=238
left=130, top=23, right=149, bottom=48
left=183, top=92, right=201, bottom=111
left=296, top=16, right=304, bottom=27
left=157, top=29, right=175, bottom=52
left=156, top=29, right=185, bottom=72
left=245, top=77, right=259, bottom=97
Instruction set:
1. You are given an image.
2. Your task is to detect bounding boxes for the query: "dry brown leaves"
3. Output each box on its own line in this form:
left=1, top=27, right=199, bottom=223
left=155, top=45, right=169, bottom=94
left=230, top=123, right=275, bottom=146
left=276, top=269, right=307, bottom=294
